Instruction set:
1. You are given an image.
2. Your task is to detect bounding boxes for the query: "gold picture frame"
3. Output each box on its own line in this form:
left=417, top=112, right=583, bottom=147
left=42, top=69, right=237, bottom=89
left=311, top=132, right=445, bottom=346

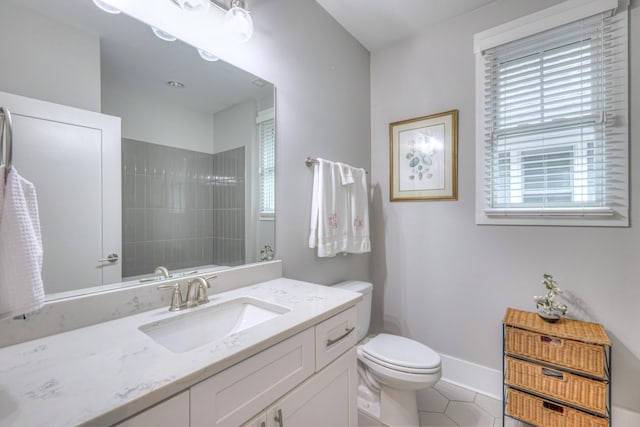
left=389, top=110, right=458, bottom=202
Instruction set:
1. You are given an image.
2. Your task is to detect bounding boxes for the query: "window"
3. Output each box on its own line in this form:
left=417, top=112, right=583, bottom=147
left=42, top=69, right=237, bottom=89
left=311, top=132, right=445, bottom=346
left=475, top=0, right=628, bottom=226
left=257, top=109, right=275, bottom=219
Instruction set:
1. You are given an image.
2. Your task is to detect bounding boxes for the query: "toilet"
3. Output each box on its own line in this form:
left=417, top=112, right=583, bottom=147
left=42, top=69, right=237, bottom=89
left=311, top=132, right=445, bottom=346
left=332, top=281, right=441, bottom=427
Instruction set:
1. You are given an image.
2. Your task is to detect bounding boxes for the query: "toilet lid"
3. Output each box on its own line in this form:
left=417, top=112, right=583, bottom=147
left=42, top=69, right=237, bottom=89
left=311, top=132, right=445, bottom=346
left=361, top=334, right=441, bottom=370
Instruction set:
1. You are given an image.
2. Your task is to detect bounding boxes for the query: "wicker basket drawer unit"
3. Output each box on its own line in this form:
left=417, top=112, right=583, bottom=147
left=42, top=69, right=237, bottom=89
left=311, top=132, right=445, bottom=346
left=504, top=326, right=606, bottom=378
left=505, top=356, right=607, bottom=415
left=507, top=388, right=609, bottom=427
left=503, top=308, right=611, bottom=427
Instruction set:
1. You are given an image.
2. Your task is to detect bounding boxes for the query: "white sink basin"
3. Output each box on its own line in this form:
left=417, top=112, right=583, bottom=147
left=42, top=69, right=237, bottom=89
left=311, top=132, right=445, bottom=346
left=139, top=297, right=290, bottom=353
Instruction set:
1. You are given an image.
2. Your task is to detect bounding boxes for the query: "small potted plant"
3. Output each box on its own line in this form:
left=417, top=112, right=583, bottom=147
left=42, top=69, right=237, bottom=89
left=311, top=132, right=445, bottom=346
left=534, top=274, right=567, bottom=323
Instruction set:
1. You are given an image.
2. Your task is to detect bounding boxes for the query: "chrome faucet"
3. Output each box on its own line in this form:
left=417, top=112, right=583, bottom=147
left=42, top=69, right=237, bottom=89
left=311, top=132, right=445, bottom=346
left=157, top=275, right=217, bottom=311
left=154, top=266, right=171, bottom=278
left=186, top=275, right=217, bottom=307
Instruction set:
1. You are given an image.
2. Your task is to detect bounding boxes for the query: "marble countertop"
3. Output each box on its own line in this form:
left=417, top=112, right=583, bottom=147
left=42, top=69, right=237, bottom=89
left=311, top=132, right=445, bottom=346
left=0, top=278, right=360, bottom=427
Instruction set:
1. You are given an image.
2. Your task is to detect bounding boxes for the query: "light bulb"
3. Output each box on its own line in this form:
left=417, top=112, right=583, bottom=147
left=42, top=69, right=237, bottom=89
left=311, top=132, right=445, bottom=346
left=197, top=48, right=219, bottom=62
left=93, top=0, right=121, bottom=14
left=224, top=5, right=254, bottom=44
left=172, top=0, right=210, bottom=14
left=151, top=27, right=177, bottom=42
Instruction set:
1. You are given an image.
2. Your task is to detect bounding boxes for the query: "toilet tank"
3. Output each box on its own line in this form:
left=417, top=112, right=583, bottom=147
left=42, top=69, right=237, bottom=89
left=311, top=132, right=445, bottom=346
left=331, top=280, right=373, bottom=342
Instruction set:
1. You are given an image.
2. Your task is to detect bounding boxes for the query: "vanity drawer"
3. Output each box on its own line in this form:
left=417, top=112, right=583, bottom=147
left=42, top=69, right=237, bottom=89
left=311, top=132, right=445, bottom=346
left=190, top=328, right=315, bottom=427
left=505, top=357, right=607, bottom=415
left=315, top=306, right=358, bottom=371
left=507, top=388, right=608, bottom=427
left=505, top=326, right=606, bottom=378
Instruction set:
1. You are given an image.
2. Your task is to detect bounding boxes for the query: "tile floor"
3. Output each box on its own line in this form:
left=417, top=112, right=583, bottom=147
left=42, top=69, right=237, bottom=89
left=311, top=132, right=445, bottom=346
left=416, top=380, right=533, bottom=427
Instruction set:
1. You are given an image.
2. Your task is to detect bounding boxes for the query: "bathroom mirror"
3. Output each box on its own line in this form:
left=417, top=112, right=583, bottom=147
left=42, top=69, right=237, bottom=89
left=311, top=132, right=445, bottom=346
left=0, top=0, right=275, bottom=300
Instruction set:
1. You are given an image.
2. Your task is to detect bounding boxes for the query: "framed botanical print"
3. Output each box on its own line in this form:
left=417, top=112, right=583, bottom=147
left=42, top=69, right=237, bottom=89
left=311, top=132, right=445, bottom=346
left=389, top=110, right=458, bottom=201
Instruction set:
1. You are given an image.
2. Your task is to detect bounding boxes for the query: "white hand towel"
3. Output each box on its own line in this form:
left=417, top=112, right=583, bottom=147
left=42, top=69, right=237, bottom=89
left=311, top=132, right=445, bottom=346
left=337, top=162, right=354, bottom=186
left=309, top=159, right=349, bottom=257
left=345, top=166, right=371, bottom=254
left=0, top=166, right=44, bottom=320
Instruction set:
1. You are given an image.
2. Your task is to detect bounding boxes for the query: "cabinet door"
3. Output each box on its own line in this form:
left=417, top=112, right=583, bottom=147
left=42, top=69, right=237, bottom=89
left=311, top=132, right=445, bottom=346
left=114, top=391, right=189, bottom=427
left=267, top=348, right=357, bottom=427
left=191, top=328, right=315, bottom=427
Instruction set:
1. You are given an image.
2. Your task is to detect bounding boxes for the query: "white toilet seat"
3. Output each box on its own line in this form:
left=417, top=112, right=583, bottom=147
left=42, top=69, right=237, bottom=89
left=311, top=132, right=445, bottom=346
left=356, top=333, right=442, bottom=393
left=361, top=352, right=441, bottom=374
left=360, top=333, right=441, bottom=372
left=357, top=346, right=441, bottom=392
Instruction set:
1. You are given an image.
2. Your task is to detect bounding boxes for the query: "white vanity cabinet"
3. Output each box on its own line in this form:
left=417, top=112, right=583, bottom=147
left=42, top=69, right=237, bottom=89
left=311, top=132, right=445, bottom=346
left=264, top=348, right=357, bottom=427
left=191, top=328, right=316, bottom=427
left=191, top=306, right=358, bottom=427
left=113, top=307, right=358, bottom=427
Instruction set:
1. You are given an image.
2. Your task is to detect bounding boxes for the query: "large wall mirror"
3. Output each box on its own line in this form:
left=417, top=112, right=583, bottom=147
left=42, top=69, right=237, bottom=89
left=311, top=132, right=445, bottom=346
left=0, top=0, right=275, bottom=300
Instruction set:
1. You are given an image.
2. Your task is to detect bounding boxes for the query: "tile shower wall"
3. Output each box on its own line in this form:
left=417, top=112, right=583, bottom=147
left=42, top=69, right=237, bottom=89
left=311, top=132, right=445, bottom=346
left=122, top=138, right=245, bottom=278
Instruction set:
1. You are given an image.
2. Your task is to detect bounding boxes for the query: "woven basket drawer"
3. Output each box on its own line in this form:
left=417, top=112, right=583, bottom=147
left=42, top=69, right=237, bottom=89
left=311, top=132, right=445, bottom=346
left=505, top=357, right=607, bottom=415
left=507, top=388, right=609, bottom=427
left=505, top=326, right=606, bottom=378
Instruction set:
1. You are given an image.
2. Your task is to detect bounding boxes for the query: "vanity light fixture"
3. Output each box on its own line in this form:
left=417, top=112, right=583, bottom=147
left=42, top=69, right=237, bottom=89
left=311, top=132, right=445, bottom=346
left=152, top=27, right=177, bottom=42
left=224, top=0, right=254, bottom=44
left=92, top=0, right=120, bottom=14
left=197, top=48, right=220, bottom=62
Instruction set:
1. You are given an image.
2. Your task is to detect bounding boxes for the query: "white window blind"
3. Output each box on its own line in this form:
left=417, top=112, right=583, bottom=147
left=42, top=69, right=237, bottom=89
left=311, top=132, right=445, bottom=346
left=477, top=5, right=628, bottom=225
left=258, top=115, right=275, bottom=218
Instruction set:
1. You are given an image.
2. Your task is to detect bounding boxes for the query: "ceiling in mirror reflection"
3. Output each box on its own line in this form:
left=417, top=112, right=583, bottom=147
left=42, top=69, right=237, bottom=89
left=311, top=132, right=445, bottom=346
left=0, top=0, right=276, bottom=300
left=19, top=0, right=272, bottom=114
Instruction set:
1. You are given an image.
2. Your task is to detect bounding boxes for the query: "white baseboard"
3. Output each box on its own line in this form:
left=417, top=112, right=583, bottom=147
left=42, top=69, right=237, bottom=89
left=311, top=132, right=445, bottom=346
left=439, top=353, right=640, bottom=424
left=612, top=405, right=640, bottom=426
left=439, top=353, right=502, bottom=400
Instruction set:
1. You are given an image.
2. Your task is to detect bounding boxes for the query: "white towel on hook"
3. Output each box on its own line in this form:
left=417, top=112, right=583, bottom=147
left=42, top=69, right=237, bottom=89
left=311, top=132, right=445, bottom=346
left=309, top=159, right=370, bottom=257
left=0, top=165, right=44, bottom=320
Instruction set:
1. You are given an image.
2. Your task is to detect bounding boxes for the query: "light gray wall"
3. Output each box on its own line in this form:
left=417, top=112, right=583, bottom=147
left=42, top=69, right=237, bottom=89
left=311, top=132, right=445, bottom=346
left=0, top=1, right=101, bottom=112
left=213, top=100, right=258, bottom=261
left=213, top=100, right=256, bottom=154
left=102, top=79, right=215, bottom=154
left=221, top=0, right=372, bottom=284
left=370, top=0, right=640, bottom=413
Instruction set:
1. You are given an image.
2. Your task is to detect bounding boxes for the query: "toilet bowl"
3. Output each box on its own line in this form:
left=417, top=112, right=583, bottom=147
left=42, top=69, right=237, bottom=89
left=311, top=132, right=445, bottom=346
left=332, top=281, right=442, bottom=427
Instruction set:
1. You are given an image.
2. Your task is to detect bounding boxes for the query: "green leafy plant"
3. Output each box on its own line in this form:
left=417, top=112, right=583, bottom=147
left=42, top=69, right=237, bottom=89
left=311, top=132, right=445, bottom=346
left=534, top=274, right=568, bottom=317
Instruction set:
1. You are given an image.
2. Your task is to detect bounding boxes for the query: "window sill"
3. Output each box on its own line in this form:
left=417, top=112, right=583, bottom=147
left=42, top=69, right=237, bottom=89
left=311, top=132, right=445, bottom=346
left=476, top=207, right=627, bottom=227
left=484, top=207, right=615, bottom=217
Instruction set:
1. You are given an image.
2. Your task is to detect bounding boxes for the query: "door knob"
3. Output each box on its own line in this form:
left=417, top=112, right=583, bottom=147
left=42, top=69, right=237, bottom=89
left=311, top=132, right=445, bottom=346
left=98, top=253, right=119, bottom=263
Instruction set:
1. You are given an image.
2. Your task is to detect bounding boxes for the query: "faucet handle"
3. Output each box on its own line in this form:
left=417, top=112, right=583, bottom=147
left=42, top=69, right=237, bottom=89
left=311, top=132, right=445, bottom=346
left=157, top=283, right=184, bottom=311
